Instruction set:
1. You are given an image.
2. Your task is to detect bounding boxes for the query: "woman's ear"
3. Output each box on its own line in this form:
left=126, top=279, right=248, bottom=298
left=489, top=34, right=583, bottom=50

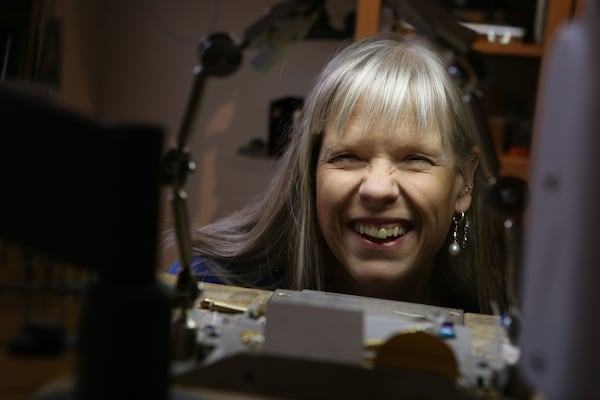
left=454, top=147, right=479, bottom=212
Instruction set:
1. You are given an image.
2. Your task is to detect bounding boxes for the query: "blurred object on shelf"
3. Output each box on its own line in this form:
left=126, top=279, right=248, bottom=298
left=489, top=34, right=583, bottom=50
left=460, top=22, right=525, bottom=44
left=441, top=0, right=538, bottom=43
left=503, top=117, right=532, bottom=157
left=238, top=96, right=304, bottom=159
left=267, top=96, right=303, bottom=157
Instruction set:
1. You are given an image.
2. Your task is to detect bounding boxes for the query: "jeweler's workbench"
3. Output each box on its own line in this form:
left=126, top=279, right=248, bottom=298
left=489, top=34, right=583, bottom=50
left=0, top=274, right=513, bottom=400
left=163, top=275, right=515, bottom=399
left=162, top=274, right=508, bottom=361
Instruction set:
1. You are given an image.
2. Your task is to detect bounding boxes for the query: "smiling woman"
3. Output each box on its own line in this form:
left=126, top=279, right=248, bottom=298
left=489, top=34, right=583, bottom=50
left=315, top=110, right=475, bottom=303
left=166, top=32, right=509, bottom=314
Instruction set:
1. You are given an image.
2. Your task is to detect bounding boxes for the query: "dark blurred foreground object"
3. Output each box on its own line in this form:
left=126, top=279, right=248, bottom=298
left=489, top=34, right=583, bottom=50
left=0, top=83, right=171, bottom=400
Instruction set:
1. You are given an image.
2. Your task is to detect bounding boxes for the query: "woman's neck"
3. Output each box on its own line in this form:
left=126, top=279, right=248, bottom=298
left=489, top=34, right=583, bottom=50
left=326, top=258, right=434, bottom=305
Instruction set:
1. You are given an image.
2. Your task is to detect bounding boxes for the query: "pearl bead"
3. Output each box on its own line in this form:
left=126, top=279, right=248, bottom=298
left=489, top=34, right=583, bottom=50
left=449, top=241, right=461, bottom=256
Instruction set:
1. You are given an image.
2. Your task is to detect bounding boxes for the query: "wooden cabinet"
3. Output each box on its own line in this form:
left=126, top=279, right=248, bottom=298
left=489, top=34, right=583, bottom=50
left=354, top=0, right=582, bottom=181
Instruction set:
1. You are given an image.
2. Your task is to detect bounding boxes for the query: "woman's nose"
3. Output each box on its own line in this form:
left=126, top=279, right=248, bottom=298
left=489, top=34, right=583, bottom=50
left=358, top=162, right=399, bottom=208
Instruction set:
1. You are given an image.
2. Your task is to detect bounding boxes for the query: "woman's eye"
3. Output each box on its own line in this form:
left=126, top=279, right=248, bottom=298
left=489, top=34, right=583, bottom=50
left=405, top=154, right=433, bottom=165
left=331, top=153, right=360, bottom=162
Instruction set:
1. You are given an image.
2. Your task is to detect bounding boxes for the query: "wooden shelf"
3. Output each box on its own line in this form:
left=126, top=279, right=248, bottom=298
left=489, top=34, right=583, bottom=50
left=499, top=154, right=530, bottom=180
left=472, top=39, right=544, bottom=58
left=354, top=0, right=578, bottom=182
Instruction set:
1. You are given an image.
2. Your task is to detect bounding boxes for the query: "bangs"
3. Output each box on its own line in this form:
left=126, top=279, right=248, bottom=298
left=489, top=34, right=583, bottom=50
left=317, top=39, right=454, bottom=142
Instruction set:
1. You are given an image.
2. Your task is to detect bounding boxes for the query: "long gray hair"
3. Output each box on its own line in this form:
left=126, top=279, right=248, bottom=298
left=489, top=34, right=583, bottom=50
left=187, top=33, right=508, bottom=313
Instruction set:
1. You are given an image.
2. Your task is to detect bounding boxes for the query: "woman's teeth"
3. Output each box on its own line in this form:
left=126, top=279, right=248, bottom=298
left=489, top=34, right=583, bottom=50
left=354, top=224, right=407, bottom=239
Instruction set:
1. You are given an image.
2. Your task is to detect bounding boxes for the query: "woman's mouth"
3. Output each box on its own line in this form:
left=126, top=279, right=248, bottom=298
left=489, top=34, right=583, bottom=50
left=353, top=223, right=408, bottom=240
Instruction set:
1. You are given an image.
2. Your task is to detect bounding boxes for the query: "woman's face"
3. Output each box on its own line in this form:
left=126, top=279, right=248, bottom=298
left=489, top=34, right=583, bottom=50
left=315, top=113, right=475, bottom=301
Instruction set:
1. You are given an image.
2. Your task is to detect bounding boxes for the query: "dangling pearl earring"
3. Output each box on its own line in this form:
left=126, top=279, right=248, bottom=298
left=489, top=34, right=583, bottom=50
left=449, top=211, right=465, bottom=256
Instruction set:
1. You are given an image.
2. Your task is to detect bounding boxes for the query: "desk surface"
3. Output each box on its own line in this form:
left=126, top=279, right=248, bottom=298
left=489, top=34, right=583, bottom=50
left=169, top=277, right=506, bottom=359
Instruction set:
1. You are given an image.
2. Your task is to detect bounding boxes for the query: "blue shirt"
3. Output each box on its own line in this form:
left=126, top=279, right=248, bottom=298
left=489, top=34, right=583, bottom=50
left=169, top=256, right=282, bottom=289
left=169, top=256, right=224, bottom=285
